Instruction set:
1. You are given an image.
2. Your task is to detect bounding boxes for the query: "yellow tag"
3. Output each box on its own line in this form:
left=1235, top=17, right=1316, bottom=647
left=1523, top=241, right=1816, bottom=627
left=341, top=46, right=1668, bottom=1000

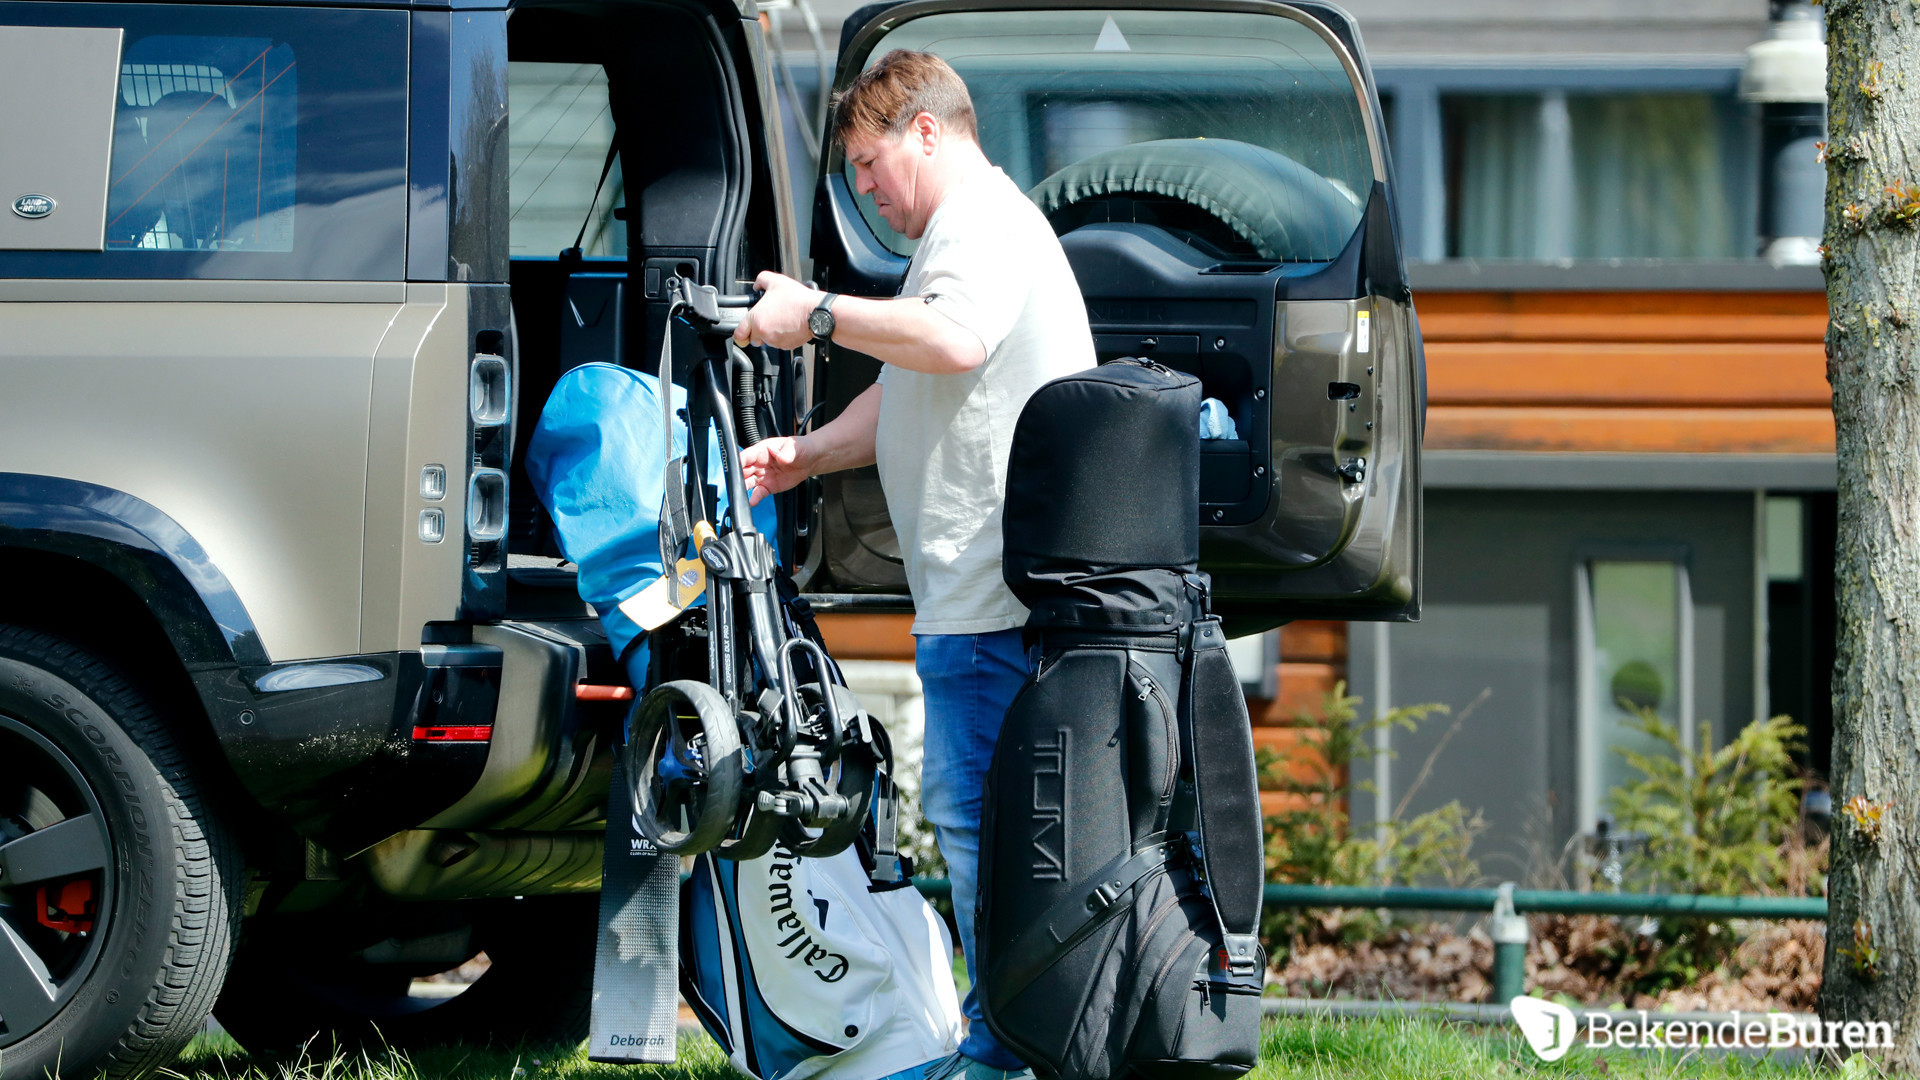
left=618, top=522, right=717, bottom=632
left=667, top=555, right=707, bottom=609
left=617, top=577, right=681, bottom=632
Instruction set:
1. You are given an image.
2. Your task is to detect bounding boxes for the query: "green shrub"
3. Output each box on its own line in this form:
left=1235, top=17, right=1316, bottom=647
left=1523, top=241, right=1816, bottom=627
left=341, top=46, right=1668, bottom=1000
left=1260, top=684, right=1484, bottom=954
left=1599, top=708, right=1825, bottom=995
left=1605, top=709, right=1816, bottom=898
left=1261, top=682, right=1479, bottom=889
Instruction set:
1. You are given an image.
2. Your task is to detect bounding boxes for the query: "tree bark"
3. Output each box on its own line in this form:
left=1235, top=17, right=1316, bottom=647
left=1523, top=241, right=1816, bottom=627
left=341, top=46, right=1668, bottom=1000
left=1822, top=0, right=1920, bottom=1067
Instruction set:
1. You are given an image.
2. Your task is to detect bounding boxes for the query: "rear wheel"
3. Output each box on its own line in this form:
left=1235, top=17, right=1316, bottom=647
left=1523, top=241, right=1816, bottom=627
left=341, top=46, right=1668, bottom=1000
left=626, top=680, right=743, bottom=854
left=0, top=626, right=239, bottom=1080
left=214, top=894, right=596, bottom=1055
left=779, top=684, right=875, bottom=859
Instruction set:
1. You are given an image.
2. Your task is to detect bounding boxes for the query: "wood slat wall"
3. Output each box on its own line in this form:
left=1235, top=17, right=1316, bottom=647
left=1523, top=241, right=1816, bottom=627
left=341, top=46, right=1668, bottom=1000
left=1257, top=620, right=1349, bottom=816
left=1420, top=290, right=1833, bottom=454
left=815, top=613, right=916, bottom=661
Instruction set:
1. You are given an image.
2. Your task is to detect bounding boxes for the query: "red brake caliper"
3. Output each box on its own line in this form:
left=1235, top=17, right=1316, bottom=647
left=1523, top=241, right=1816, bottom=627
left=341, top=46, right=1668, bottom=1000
left=35, top=878, right=96, bottom=933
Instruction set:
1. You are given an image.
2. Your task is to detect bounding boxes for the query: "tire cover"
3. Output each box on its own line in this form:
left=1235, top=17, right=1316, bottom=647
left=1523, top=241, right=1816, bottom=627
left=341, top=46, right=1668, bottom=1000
left=1027, top=137, right=1363, bottom=261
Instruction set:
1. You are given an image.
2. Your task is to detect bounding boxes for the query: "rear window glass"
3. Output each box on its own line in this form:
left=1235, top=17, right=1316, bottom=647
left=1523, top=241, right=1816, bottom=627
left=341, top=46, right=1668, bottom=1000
left=508, top=61, right=624, bottom=258
left=847, top=9, right=1376, bottom=263
left=0, top=4, right=406, bottom=280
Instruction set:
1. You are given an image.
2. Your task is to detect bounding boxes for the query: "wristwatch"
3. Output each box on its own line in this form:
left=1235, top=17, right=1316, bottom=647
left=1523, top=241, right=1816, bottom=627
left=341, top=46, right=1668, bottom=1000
left=808, top=293, right=838, bottom=343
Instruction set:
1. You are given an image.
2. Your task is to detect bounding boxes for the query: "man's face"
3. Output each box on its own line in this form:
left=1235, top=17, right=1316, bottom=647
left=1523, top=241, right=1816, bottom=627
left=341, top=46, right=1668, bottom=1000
left=845, top=121, right=933, bottom=239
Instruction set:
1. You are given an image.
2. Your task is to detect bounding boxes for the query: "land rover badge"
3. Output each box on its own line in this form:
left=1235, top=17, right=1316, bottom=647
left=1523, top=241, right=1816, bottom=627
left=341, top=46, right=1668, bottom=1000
left=12, top=194, right=55, bottom=219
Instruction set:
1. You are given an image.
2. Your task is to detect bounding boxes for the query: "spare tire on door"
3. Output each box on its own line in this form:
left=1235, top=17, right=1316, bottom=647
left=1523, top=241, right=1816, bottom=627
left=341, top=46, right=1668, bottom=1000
left=1028, top=137, right=1365, bottom=262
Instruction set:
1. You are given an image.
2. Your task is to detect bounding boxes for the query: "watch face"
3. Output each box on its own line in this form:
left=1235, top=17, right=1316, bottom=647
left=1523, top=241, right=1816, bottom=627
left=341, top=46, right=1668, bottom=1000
left=809, top=306, right=834, bottom=338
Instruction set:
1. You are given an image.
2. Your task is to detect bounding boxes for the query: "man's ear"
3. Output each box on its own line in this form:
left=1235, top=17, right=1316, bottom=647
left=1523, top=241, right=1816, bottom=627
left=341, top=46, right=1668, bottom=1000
left=912, top=111, right=941, bottom=154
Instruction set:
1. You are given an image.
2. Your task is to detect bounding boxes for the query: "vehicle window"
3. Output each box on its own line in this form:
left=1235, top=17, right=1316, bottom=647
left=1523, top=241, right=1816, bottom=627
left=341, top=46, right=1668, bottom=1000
left=847, top=10, right=1376, bottom=262
left=0, top=4, right=405, bottom=280
left=110, top=36, right=298, bottom=253
left=509, top=61, right=623, bottom=258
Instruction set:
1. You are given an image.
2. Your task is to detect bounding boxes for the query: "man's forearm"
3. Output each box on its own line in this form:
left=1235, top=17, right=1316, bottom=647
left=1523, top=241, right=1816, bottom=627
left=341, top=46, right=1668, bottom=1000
left=831, top=294, right=985, bottom=374
left=801, top=383, right=881, bottom=475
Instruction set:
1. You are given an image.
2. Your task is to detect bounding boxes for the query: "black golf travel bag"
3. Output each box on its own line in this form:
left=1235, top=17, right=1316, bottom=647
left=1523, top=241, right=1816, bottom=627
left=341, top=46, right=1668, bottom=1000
left=977, top=360, right=1266, bottom=1080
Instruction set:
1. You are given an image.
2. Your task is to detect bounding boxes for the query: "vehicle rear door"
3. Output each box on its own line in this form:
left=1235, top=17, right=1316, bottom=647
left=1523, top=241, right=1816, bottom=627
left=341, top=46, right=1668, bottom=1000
left=803, top=0, right=1421, bottom=630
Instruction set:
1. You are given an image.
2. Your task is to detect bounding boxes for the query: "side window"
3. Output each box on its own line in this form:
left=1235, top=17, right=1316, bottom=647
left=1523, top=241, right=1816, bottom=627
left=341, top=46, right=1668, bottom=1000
left=0, top=4, right=407, bottom=280
left=508, top=61, right=623, bottom=258
left=1576, top=558, right=1693, bottom=835
left=109, top=37, right=299, bottom=253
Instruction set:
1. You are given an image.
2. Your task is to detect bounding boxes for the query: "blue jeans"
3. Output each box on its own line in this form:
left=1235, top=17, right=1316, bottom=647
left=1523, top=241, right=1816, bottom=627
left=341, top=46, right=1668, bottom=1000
left=916, top=629, right=1032, bottom=1071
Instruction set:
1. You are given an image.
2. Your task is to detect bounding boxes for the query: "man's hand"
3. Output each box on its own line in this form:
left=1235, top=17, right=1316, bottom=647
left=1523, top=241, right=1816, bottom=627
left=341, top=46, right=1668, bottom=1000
left=739, top=435, right=811, bottom=506
left=734, top=271, right=824, bottom=351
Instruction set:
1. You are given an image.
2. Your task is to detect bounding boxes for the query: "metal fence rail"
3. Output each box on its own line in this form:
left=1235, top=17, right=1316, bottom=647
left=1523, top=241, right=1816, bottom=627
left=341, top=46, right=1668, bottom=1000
left=1260, top=883, right=1827, bottom=921
left=1259, top=881, right=1826, bottom=1002
left=910, top=878, right=1827, bottom=1003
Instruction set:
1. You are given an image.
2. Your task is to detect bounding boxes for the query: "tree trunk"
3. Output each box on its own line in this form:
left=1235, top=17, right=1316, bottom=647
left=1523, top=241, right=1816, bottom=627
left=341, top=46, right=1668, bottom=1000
left=1822, top=0, right=1920, bottom=1067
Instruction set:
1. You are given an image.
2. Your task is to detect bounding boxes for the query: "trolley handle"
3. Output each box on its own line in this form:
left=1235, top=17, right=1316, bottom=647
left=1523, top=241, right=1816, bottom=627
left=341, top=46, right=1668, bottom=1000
left=665, top=275, right=756, bottom=335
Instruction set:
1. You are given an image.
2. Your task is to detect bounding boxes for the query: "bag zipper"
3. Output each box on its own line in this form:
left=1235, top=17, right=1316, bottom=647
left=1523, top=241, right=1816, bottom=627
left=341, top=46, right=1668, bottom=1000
left=1129, top=663, right=1180, bottom=800
left=1191, top=977, right=1263, bottom=997
left=1112, top=356, right=1177, bottom=377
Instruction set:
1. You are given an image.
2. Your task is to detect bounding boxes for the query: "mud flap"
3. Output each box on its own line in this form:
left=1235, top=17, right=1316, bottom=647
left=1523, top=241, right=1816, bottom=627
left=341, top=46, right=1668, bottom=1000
left=589, top=759, right=681, bottom=1063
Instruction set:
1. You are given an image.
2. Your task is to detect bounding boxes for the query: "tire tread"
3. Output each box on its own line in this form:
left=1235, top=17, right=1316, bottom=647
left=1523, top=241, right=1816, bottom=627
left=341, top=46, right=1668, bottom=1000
left=0, top=626, right=240, bottom=1080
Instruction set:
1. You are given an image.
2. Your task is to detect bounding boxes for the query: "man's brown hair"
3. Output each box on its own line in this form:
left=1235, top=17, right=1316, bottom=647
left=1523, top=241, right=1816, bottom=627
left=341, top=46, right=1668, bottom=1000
left=832, top=50, right=978, bottom=148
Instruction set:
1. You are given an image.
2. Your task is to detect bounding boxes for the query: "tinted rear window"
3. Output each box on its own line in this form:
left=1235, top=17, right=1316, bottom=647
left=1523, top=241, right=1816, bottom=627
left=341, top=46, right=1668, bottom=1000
left=0, top=3, right=406, bottom=280
left=848, top=9, right=1378, bottom=261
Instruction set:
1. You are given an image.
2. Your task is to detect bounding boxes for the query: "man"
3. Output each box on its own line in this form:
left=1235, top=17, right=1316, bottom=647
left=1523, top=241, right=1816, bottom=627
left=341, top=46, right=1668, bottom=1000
left=733, top=49, right=1095, bottom=1080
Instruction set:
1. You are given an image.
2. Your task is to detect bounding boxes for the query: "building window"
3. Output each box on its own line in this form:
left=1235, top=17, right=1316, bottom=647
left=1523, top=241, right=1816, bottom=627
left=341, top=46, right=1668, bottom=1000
left=1766, top=493, right=1838, bottom=778
left=1443, top=92, right=1752, bottom=260
left=1766, top=496, right=1804, bottom=582
left=1576, top=558, right=1694, bottom=833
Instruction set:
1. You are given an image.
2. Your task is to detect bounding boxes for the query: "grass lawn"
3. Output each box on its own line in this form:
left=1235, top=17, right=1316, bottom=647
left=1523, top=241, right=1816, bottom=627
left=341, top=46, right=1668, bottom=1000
left=158, top=1016, right=1871, bottom=1080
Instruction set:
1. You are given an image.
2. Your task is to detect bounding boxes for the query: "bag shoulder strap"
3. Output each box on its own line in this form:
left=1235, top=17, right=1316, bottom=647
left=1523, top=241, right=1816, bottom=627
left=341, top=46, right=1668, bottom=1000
left=1180, top=615, right=1262, bottom=976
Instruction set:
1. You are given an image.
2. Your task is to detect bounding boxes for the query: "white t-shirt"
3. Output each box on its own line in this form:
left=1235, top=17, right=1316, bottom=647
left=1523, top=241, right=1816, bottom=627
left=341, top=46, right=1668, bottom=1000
left=874, top=165, right=1097, bottom=636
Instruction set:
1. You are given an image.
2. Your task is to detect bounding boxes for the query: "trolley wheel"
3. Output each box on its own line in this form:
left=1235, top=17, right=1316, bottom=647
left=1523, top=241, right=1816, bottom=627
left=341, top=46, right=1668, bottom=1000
left=714, top=799, right=782, bottom=861
left=625, top=680, right=744, bottom=855
left=780, top=685, right=876, bottom=859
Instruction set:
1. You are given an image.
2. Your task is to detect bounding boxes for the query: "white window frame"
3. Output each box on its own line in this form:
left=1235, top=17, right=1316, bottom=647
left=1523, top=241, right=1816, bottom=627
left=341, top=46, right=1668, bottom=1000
left=1574, top=556, right=1694, bottom=835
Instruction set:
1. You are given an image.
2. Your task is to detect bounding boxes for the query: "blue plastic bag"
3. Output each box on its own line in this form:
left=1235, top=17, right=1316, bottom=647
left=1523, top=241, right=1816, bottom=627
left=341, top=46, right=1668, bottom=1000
left=524, top=362, right=777, bottom=664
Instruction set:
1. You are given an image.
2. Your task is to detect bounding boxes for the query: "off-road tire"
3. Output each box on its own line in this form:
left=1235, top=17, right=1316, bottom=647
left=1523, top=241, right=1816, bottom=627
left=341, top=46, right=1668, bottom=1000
left=0, top=625, right=241, bottom=1080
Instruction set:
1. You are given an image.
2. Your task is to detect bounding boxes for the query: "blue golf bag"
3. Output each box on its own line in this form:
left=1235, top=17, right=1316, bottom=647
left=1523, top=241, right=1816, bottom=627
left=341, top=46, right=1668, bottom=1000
left=526, top=360, right=961, bottom=1080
